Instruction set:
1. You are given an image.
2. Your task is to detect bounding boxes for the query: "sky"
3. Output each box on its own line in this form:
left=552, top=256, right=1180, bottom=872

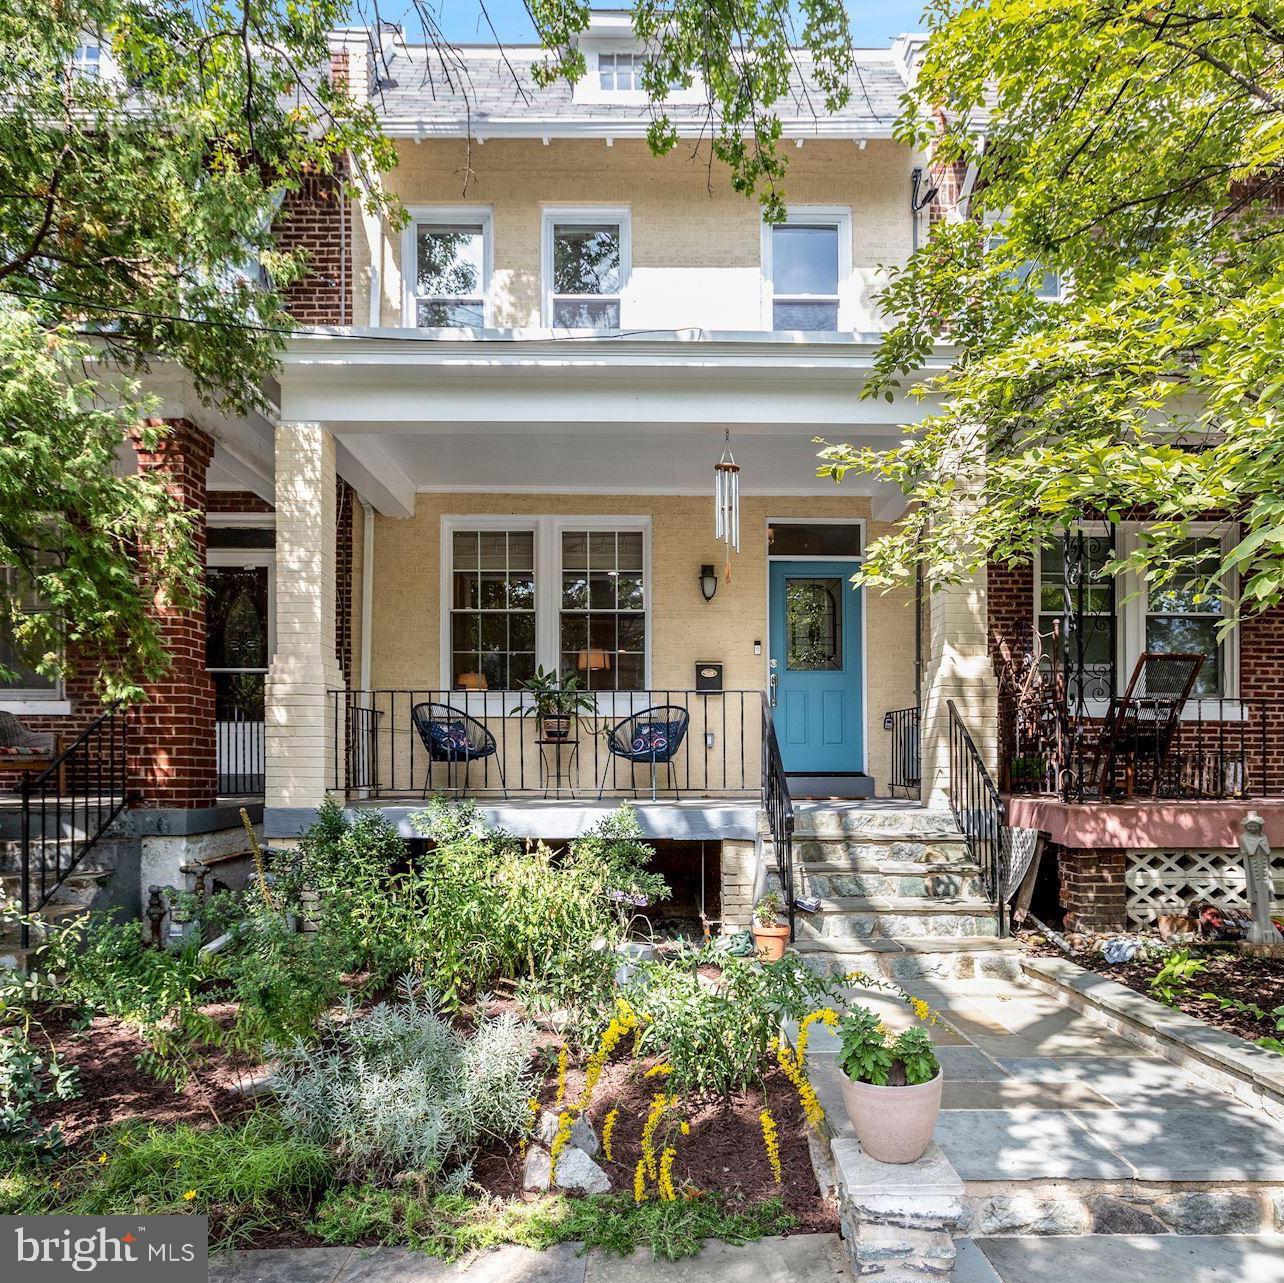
left=407, top=1, right=928, bottom=48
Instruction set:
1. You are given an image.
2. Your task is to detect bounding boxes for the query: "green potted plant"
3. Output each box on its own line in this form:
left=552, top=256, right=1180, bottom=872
left=835, top=1006, right=942, bottom=1163
left=511, top=666, right=596, bottom=741
left=751, top=891, right=790, bottom=962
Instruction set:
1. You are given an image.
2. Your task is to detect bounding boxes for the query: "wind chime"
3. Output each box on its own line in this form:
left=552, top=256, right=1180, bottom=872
left=713, top=428, right=740, bottom=583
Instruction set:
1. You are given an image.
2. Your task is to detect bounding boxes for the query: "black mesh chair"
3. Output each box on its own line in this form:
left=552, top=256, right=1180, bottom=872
left=411, top=702, right=508, bottom=799
left=597, top=705, right=690, bottom=800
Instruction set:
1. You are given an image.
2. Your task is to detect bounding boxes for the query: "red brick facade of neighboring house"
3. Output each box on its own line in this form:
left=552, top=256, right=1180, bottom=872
left=129, top=419, right=219, bottom=809
left=208, top=491, right=275, bottom=516
left=989, top=559, right=1284, bottom=929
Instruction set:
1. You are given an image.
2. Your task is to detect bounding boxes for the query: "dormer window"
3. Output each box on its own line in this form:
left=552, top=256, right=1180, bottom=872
left=599, top=52, right=643, bottom=91
left=73, top=41, right=101, bottom=78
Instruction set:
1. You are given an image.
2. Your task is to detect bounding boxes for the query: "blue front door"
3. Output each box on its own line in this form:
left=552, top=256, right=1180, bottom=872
left=769, top=560, right=864, bottom=774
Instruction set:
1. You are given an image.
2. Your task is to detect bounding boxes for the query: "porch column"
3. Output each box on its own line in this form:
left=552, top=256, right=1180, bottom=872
left=265, top=422, right=344, bottom=825
left=919, top=430, right=999, bottom=809
left=129, top=418, right=218, bottom=808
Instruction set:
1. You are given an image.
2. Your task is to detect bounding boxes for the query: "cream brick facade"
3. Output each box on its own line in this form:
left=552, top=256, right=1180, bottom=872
left=359, top=490, right=916, bottom=794
left=353, top=138, right=915, bottom=333
left=266, top=423, right=344, bottom=807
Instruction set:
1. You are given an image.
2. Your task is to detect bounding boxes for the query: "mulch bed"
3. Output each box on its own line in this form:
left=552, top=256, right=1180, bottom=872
left=1020, top=930, right=1284, bottom=1044
left=475, top=1053, right=835, bottom=1234
left=22, top=997, right=836, bottom=1243
left=28, top=1005, right=258, bottom=1148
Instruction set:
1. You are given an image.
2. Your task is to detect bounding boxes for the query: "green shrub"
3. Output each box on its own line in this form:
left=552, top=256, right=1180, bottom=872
left=625, top=947, right=847, bottom=1097
left=284, top=799, right=668, bottom=1011
left=3, top=1114, right=331, bottom=1246
left=0, top=1022, right=79, bottom=1156
left=272, top=979, right=538, bottom=1185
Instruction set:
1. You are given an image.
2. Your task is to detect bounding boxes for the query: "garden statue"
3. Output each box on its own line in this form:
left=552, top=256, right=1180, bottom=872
left=1239, top=812, right=1282, bottom=946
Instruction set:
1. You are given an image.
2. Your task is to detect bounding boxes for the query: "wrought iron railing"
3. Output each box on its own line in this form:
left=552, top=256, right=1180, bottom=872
left=947, top=699, right=1008, bottom=937
left=760, top=692, right=796, bottom=940
left=20, top=704, right=133, bottom=948
left=214, top=672, right=264, bottom=795
left=1003, top=692, right=1284, bottom=802
left=883, top=706, right=921, bottom=794
left=330, top=688, right=761, bottom=798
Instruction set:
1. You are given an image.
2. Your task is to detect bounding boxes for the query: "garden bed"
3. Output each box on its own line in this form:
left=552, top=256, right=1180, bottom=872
left=1019, top=929, right=1284, bottom=1047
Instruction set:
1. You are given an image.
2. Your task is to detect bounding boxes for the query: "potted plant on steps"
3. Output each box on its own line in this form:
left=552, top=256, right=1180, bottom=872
left=835, top=1006, right=942, bottom=1163
left=752, top=891, right=791, bottom=962
left=512, top=666, right=596, bottom=742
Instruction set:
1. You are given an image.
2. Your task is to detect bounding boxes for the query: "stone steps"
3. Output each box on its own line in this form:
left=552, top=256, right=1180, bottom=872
left=796, top=897, right=1001, bottom=942
left=791, top=935, right=1024, bottom=982
left=798, top=863, right=986, bottom=901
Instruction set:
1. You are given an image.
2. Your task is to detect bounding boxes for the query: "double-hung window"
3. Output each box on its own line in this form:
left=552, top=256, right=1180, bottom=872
left=444, top=518, right=649, bottom=691
left=1143, top=536, right=1226, bottom=696
left=544, top=209, right=629, bottom=328
left=1035, top=525, right=1236, bottom=705
left=0, top=562, right=59, bottom=702
left=763, top=208, right=851, bottom=332
left=406, top=208, right=491, bottom=327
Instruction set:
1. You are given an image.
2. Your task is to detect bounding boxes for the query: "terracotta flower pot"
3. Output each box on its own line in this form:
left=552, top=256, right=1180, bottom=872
left=752, top=922, right=790, bottom=962
left=839, top=1069, right=943, bottom=1164
left=540, top=716, right=571, bottom=741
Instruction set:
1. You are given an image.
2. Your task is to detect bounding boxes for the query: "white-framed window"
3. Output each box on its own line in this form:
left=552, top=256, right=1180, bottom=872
left=761, top=207, right=852, bottom=332
left=0, top=564, right=60, bottom=703
left=73, top=41, right=101, bottom=78
left=599, top=51, right=643, bottom=90
left=1033, top=522, right=1238, bottom=705
left=403, top=207, right=492, bottom=328
left=542, top=207, right=630, bottom=329
left=983, top=211, right=1063, bottom=301
left=441, top=516, right=651, bottom=691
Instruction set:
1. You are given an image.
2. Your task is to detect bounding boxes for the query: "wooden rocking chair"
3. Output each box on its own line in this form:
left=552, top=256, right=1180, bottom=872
left=1091, top=652, right=1204, bottom=799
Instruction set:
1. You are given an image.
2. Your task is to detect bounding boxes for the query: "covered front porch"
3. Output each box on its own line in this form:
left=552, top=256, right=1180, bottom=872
left=260, top=329, right=996, bottom=839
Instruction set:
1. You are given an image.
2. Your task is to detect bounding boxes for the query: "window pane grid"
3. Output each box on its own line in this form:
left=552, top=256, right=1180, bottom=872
left=551, top=221, right=622, bottom=328
left=450, top=529, right=536, bottom=690
left=1145, top=538, right=1224, bottom=696
left=559, top=529, right=646, bottom=690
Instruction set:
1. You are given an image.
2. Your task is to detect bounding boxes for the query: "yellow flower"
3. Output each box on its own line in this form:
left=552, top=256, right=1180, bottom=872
left=906, top=994, right=938, bottom=1025
left=553, top=1046, right=569, bottom=1109
left=774, top=1035, right=825, bottom=1129
left=519, top=1096, right=541, bottom=1156
left=97, top=1153, right=108, bottom=1165
left=795, top=1007, right=841, bottom=1065
left=182, top=1190, right=197, bottom=1202
left=633, top=1157, right=648, bottom=1204
left=549, top=1111, right=575, bottom=1181
left=643, top=1062, right=672, bottom=1078
left=640, top=1092, right=669, bottom=1180
left=601, top=1108, right=620, bottom=1163
left=759, top=1109, right=782, bottom=1184
left=51, top=1181, right=61, bottom=1191
left=658, top=1146, right=678, bottom=1202
left=680, top=1121, right=691, bottom=1135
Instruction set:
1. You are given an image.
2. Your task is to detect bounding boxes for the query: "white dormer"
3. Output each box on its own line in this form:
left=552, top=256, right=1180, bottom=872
left=571, top=10, right=703, bottom=107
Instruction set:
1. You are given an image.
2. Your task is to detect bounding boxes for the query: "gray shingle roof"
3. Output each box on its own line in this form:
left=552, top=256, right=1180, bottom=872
left=372, top=46, right=907, bottom=128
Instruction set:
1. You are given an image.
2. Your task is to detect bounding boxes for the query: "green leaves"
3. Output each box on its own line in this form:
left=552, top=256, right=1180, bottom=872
left=0, top=1, right=398, bottom=695
left=825, top=1, right=1284, bottom=613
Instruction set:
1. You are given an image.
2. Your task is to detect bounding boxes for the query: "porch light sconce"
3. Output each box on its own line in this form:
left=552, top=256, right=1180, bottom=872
left=699, top=564, right=719, bottom=603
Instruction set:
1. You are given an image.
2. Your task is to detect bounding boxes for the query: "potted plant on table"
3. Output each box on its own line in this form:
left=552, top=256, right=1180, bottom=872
left=512, top=666, right=596, bottom=742
left=752, top=891, right=791, bottom=962
left=835, top=1006, right=942, bottom=1163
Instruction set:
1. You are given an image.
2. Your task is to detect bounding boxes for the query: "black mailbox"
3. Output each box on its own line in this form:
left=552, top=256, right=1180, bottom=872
left=695, top=662, right=723, bottom=692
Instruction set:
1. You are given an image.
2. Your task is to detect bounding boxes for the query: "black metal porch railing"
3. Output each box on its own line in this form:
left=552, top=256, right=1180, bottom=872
left=332, top=688, right=762, bottom=799
left=947, top=699, right=1008, bottom=937
left=760, top=692, right=796, bottom=941
left=20, top=704, right=133, bottom=948
left=883, top=706, right=921, bottom=794
left=1004, top=694, right=1284, bottom=802
left=214, top=672, right=265, bottom=795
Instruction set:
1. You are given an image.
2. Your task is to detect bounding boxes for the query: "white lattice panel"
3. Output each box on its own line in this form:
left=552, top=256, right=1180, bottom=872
left=1126, top=848, right=1284, bottom=926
